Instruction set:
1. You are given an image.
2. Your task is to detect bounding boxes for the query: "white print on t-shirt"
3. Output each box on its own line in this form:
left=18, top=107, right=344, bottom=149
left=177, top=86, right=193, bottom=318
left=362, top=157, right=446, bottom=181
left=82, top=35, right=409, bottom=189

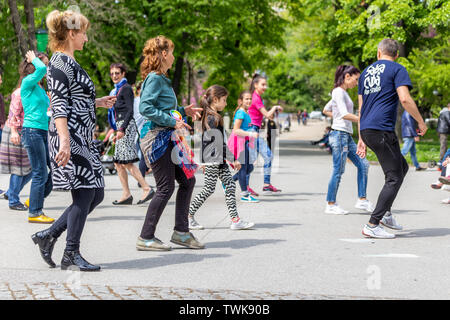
left=364, top=64, right=385, bottom=95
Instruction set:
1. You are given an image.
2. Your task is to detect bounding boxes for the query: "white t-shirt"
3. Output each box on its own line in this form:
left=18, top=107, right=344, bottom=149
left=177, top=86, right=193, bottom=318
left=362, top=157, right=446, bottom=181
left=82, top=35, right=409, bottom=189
left=324, top=87, right=354, bottom=134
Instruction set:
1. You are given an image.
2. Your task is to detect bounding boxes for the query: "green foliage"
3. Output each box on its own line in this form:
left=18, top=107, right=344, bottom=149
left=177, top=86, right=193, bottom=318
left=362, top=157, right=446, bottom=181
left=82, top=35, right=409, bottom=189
left=1, top=0, right=286, bottom=127
left=265, top=0, right=450, bottom=115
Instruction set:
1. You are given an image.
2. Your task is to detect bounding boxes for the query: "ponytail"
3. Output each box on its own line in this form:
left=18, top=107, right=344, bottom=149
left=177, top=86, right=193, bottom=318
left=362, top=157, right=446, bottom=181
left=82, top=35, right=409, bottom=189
left=232, top=90, right=251, bottom=121
left=333, top=65, right=360, bottom=89
left=200, top=85, right=229, bottom=130
left=250, top=73, right=266, bottom=94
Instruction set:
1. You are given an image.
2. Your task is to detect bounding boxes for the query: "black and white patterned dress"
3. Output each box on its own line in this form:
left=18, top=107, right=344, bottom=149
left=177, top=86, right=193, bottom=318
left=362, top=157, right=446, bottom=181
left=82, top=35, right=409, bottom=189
left=47, top=52, right=104, bottom=190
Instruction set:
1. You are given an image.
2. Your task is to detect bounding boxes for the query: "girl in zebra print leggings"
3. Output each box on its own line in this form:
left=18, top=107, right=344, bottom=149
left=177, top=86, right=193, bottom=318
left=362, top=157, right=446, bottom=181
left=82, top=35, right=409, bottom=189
left=188, top=85, right=255, bottom=230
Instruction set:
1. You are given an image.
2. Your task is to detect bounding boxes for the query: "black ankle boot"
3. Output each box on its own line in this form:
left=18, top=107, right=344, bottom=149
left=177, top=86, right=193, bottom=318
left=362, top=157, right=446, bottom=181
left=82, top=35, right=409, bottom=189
left=31, top=229, right=57, bottom=268
left=61, top=250, right=101, bottom=272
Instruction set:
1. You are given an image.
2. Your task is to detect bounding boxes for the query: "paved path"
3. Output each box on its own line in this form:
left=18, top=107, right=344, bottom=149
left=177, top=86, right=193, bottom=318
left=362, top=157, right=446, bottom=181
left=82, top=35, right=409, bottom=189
left=0, top=120, right=449, bottom=300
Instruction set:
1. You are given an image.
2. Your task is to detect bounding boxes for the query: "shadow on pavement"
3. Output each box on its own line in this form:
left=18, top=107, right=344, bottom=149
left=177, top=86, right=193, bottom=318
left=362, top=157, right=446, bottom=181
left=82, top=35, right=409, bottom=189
left=100, top=253, right=230, bottom=270
left=207, top=223, right=301, bottom=230
left=396, top=228, right=450, bottom=238
left=87, top=215, right=144, bottom=222
left=205, top=238, right=285, bottom=249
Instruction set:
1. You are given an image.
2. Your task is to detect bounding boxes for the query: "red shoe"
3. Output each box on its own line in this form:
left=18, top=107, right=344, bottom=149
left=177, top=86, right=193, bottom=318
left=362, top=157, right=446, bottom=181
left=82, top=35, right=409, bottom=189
left=431, top=182, right=443, bottom=189
left=263, top=184, right=282, bottom=194
left=247, top=187, right=259, bottom=197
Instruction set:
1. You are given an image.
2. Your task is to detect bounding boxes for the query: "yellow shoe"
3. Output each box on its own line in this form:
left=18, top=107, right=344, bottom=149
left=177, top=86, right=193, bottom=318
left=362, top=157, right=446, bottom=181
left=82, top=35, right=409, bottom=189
left=24, top=198, right=30, bottom=208
left=28, top=214, right=55, bottom=224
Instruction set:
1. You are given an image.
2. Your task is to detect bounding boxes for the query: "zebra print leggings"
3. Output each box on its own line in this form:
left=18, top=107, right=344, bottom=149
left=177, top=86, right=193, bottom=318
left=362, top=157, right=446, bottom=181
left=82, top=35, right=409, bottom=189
left=189, top=165, right=238, bottom=219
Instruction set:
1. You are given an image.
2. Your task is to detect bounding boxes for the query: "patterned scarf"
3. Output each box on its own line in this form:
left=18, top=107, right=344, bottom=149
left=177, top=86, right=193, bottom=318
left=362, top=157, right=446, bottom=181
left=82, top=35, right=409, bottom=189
left=140, top=127, right=197, bottom=179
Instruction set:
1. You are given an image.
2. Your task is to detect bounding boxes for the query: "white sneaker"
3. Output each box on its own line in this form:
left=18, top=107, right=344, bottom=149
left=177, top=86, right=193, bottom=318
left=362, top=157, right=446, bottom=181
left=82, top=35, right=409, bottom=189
left=362, top=224, right=395, bottom=239
left=188, top=215, right=204, bottom=230
left=441, top=198, right=450, bottom=204
left=230, top=218, right=255, bottom=230
left=354, top=199, right=375, bottom=212
left=380, top=212, right=403, bottom=230
left=443, top=185, right=450, bottom=192
left=325, top=203, right=349, bottom=215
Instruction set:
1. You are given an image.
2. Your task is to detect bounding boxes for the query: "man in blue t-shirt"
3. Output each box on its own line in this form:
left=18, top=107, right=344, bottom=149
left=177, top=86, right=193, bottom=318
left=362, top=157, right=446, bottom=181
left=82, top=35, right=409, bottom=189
left=356, top=39, right=427, bottom=239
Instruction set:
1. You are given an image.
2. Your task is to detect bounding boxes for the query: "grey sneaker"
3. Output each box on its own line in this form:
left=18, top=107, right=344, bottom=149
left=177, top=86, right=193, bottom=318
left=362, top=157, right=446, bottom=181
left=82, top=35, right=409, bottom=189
left=230, top=218, right=255, bottom=230
left=136, top=236, right=172, bottom=251
left=380, top=212, right=403, bottom=230
left=170, top=231, right=205, bottom=249
left=362, top=224, right=395, bottom=239
left=188, top=215, right=204, bottom=230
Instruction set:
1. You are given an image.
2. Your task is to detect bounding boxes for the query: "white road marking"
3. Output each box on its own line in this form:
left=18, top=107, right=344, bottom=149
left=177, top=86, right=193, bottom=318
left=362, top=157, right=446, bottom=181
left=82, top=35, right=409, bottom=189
left=363, top=254, right=419, bottom=258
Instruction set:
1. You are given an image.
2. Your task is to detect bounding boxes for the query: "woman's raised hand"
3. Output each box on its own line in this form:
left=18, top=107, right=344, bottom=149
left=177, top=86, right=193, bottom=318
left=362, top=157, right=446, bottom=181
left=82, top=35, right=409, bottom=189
left=25, top=51, right=36, bottom=64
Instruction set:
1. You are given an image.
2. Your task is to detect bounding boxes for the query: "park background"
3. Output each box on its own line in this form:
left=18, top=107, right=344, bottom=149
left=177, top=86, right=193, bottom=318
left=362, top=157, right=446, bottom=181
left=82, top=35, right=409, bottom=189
left=0, top=0, right=449, bottom=163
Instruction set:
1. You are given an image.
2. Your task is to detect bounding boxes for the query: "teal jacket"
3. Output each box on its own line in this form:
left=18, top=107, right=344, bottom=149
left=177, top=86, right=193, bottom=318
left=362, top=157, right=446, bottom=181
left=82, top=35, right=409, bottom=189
left=139, top=72, right=186, bottom=129
left=21, top=57, right=50, bottom=131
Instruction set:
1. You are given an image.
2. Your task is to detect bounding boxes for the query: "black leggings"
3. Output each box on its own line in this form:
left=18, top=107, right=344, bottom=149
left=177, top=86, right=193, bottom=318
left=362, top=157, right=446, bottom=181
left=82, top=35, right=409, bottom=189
left=50, top=188, right=104, bottom=251
left=140, top=144, right=195, bottom=239
left=361, top=129, right=408, bottom=225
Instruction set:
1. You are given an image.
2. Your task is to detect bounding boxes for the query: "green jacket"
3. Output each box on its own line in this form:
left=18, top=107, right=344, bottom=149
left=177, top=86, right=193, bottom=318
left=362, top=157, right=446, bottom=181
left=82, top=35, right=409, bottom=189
left=21, top=57, right=50, bottom=131
left=139, top=72, right=186, bottom=129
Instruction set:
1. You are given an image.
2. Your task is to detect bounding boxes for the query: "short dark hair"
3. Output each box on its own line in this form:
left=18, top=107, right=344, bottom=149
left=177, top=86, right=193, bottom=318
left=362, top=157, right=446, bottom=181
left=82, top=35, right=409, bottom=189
left=110, top=63, right=127, bottom=74
left=378, top=39, right=399, bottom=58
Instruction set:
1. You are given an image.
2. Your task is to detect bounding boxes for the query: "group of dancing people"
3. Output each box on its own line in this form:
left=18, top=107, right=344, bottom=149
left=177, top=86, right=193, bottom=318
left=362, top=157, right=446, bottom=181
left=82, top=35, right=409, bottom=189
left=0, top=9, right=284, bottom=271
left=0, top=9, right=447, bottom=271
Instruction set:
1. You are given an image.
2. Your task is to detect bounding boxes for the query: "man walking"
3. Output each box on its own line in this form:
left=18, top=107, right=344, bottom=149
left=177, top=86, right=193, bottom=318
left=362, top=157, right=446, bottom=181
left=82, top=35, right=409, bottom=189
left=356, top=39, right=427, bottom=239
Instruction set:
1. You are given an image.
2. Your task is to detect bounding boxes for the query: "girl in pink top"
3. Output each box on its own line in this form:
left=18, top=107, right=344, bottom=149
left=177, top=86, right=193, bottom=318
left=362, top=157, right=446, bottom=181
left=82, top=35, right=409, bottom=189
left=247, top=74, right=283, bottom=194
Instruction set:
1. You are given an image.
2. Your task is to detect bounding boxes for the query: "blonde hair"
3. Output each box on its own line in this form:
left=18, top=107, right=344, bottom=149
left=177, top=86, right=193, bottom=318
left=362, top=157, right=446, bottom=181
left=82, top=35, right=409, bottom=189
left=46, top=10, right=90, bottom=52
left=140, top=35, right=174, bottom=79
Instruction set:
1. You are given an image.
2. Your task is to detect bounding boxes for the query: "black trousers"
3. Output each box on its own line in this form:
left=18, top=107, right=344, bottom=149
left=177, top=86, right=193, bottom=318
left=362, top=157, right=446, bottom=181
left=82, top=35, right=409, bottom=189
left=50, top=188, right=104, bottom=251
left=140, top=144, right=195, bottom=239
left=361, top=129, right=409, bottom=225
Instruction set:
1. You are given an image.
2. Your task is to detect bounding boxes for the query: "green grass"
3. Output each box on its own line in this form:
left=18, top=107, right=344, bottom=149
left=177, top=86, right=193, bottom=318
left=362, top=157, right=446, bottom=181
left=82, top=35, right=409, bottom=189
left=365, top=128, right=442, bottom=165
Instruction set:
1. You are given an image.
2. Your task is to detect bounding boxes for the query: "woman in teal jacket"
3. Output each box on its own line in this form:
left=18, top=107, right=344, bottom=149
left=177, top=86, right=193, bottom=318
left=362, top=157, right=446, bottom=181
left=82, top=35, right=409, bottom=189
left=136, top=36, right=203, bottom=251
left=20, top=50, right=54, bottom=224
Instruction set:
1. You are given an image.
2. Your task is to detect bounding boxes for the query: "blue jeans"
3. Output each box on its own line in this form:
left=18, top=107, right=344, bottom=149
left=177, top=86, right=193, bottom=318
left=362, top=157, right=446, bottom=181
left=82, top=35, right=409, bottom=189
left=233, top=141, right=255, bottom=194
left=21, top=127, right=53, bottom=216
left=440, top=148, right=450, bottom=177
left=326, top=130, right=369, bottom=203
left=249, top=125, right=272, bottom=184
left=401, top=137, right=420, bottom=168
left=6, top=173, right=32, bottom=206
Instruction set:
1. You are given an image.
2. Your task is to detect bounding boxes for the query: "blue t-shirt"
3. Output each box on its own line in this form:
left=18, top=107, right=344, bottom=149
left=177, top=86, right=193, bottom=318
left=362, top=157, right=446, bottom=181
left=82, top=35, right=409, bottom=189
left=233, top=109, right=252, bottom=131
left=358, top=60, right=412, bottom=132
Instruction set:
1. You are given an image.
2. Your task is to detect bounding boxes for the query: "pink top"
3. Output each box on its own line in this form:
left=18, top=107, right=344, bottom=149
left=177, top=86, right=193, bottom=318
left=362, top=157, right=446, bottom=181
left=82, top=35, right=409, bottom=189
left=248, top=91, right=264, bottom=127
left=6, top=88, right=24, bottom=129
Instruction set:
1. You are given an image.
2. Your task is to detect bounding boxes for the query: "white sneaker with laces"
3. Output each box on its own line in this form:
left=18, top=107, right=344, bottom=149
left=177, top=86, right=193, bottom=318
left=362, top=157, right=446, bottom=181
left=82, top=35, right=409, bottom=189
left=380, top=212, right=403, bottom=230
left=362, top=224, right=395, bottom=239
left=325, top=204, right=349, bottom=215
left=230, top=218, right=255, bottom=230
left=188, top=215, right=204, bottom=230
left=354, top=199, right=375, bottom=212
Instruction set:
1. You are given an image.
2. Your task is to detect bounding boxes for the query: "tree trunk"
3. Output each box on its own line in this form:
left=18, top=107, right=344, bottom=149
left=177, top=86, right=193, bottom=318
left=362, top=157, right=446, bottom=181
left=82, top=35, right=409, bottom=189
left=172, top=54, right=184, bottom=97
left=8, top=0, right=28, bottom=56
left=186, top=59, right=191, bottom=104
left=24, top=0, right=36, bottom=51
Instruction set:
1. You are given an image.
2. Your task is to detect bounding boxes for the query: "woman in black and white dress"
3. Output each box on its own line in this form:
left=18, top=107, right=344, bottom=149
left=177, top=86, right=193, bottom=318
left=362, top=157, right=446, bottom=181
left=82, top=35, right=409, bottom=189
left=31, top=9, right=115, bottom=271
